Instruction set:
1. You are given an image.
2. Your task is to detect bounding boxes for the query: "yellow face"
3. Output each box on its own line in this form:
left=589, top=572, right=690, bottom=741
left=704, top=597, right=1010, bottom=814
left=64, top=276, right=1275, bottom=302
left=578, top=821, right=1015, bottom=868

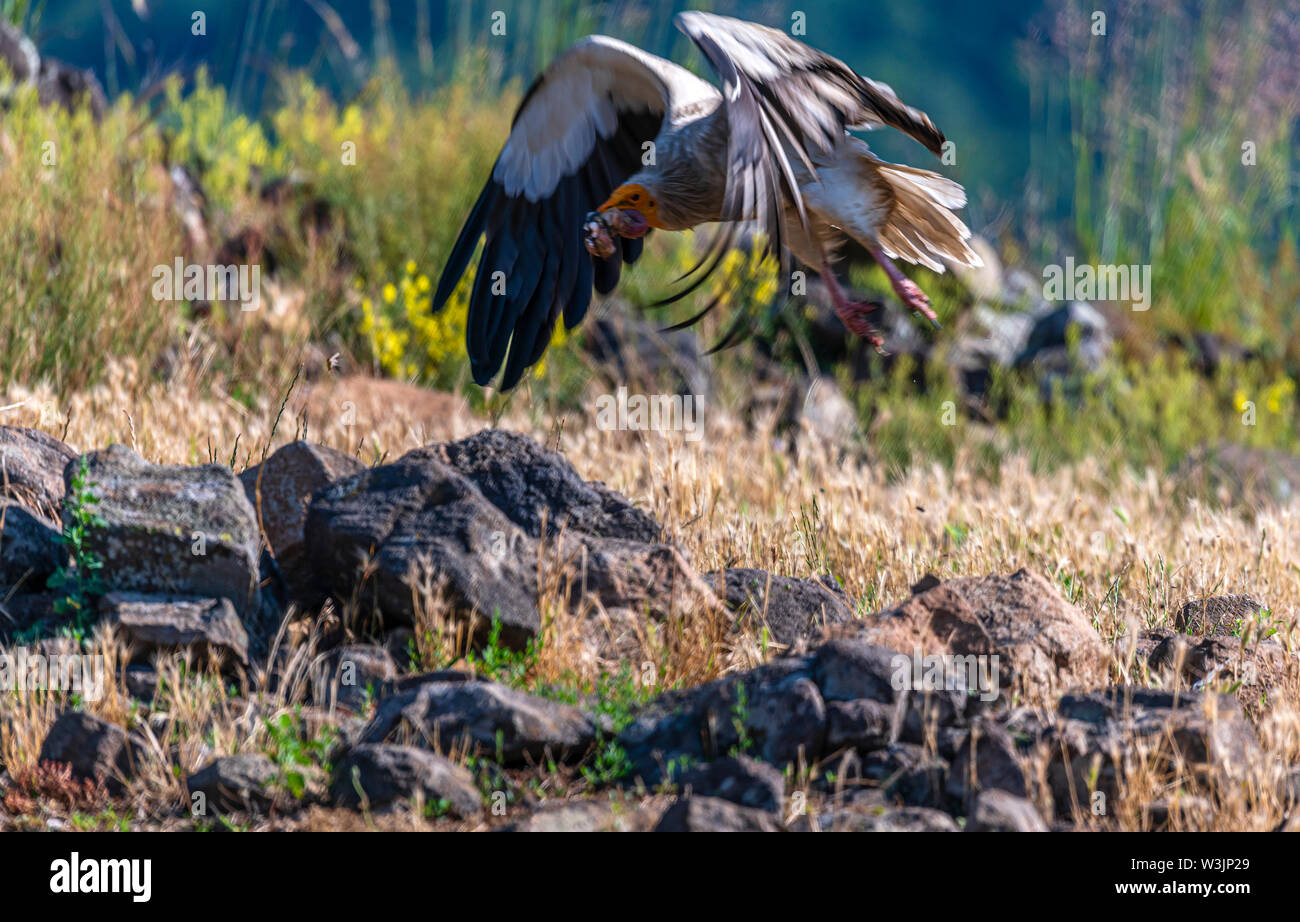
left=598, top=184, right=663, bottom=228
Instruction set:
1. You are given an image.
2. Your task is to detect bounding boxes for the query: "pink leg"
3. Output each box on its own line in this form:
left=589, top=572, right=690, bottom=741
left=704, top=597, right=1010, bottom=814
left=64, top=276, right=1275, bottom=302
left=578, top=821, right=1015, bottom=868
left=820, top=263, right=886, bottom=353
left=868, top=247, right=941, bottom=329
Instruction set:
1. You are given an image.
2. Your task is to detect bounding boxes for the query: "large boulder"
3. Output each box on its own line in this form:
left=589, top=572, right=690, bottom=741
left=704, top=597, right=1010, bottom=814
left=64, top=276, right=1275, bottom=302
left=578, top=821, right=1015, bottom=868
left=305, top=433, right=716, bottom=649
left=239, top=440, right=363, bottom=602
left=70, top=446, right=261, bottom=616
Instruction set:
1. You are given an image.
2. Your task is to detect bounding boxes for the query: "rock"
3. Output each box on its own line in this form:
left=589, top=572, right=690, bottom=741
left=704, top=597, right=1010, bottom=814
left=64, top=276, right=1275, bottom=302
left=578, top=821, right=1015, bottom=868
left=1039, top=688, right=1259, bottom=817
left=71, top=446, right=261, bottom=615
left=675, top=755, right=785, bottom=814
left=812, top=804, right=959, bottom=832
left=305, top=434, right=713, bottom=649
left=122, top=665, right=159, bottom=703
left=846, top=568, right=1107, bottom=703
left=38, top=712, right=144, bottom=794
left=331, top=744, right=482, bottom=818
left=967, top=790, right=1048, bottom=832
left=36, top=58, right=107, bottom=117
left=359, top=680, right=599, bottom=764
left=315, top=644, right=398, bottom=711
left=507, top=800, right=664, bottom=832
left=1015, top=301, right=1112, bottom=370
left=239, top=441, right=363, bottom=602
left=0, top=498, right=65, bottom=589
left=824, top=697, right=897, bottom=754
left=584, top=310, right=711, bottom=399
left=187, top=754, right=277, bottom=815
left=654, top=795, right=781, bottom=832
left=704, top=568, right=854, bottom=648
left=427, top=430, right=661, bottom=542
left=305, top=448, right=545, bottom=645
left=618, top=657, right=825, bottom=785
left=1173, top=595, right=1265, bottom=637
left=1147, top=632, right=1287, bottom=694
left=862, top=743, right=948, bottom=807
left=945, top=718, right=1028, bottom=809
left=99, top=592, right=248, bottom=666
left=0, top=426, right=77, bottom=518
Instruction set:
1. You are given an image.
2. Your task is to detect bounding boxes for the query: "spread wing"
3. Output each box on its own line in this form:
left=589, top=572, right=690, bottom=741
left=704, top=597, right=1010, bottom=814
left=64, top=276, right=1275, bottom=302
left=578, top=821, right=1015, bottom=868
left=433, top=35, right=719, bottom=389
left=667, top=12, right=949, bottom=349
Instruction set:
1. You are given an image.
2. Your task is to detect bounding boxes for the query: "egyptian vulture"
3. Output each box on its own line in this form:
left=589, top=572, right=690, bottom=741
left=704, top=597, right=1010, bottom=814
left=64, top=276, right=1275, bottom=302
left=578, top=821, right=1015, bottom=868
left=434, top=11, right=981, bottom=389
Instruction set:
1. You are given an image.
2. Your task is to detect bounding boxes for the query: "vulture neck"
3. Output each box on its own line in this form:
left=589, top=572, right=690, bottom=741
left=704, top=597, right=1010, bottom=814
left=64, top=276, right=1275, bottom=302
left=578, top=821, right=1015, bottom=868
left=633, top=108, right=730, bottom=232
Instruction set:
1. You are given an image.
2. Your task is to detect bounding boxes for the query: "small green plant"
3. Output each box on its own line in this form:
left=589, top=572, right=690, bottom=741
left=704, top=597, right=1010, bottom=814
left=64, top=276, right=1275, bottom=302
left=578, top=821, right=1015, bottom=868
left=729, top=682, right=754, bottom=756
left=263, top=709, right=337, bottom=800
left=36, top=456, right=108, bottom=643
left=467, top=614, right=540, bottom=688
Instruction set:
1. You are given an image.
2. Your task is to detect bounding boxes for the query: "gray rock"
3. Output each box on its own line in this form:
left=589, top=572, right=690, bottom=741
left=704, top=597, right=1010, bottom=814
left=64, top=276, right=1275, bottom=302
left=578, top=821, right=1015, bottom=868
left=359, top=680, right=598, bottom=764
left=618, top=656, right=824, bottom=785
left=0, top=426, right=76, bottom=519
left=0, top=498, right=65, bottom=589
left=304, top=435, right=713, bottom=649
left=813, top=804, right=959, bottom=832
left=429, top=430, right=662, bottom=542
left=824, top=697, right=896, bottom=754
left=99, top=592, right=248, bottom=666
left=305, top=448, right=543, bottom=646
left=655, top=795, right=781, bottom=832
left=967, top=790, right=1048, bottom=831
left=316, top=644, right=398, bottom=711
left=239, top=441, right=363, bottom=602
left=675, top=755, right=785, bottom=813
left=38, top=711, right=144, bottom=794
left=70, top=446, right=261, bottom=615
left=331, top=744, right=482, bottom=818
left=1173, top=595, right=1264, bottom=637
left=703, top=568, right=854, bottom=648
left=187, top=754, right=277, bottom=814
left=506, top=800, right=664, bottom=832
left=945, top=718, right=1027, bottom=809
left=1041, top=688, right=1259, bottom=817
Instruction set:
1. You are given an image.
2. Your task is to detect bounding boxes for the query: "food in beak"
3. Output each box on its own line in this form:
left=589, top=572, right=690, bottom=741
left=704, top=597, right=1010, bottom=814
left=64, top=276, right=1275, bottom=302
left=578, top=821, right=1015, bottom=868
left=583, top=211, right=617, bottom=259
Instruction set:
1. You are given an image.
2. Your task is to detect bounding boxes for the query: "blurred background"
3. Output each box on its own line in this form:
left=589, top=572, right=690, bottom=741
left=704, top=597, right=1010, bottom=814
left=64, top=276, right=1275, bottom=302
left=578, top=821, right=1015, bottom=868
left=1, top=0, right=1298, bottom=487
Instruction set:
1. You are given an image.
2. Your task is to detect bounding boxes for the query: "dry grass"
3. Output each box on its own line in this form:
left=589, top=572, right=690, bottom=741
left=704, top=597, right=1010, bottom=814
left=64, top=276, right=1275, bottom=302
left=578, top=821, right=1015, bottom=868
left=2, top=361, right=1299, bottom=831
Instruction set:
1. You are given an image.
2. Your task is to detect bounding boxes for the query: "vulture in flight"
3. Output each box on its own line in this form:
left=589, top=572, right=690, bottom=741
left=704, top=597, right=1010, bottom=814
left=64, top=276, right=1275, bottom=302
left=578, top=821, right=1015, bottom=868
left=434, top=11, right=981, bottom=389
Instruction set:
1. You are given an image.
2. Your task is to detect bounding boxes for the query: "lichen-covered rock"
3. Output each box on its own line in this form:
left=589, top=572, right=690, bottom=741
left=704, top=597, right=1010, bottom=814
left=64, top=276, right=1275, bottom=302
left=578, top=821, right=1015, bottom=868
left=0, top=498, right=65, bottom=589
left=70, top=446, right=261, bottom=615
left=703, top=568, right=854, bottom=648
left=38, top=711, right=144, bottom=794
left=187, top=754, right=277, bottom=814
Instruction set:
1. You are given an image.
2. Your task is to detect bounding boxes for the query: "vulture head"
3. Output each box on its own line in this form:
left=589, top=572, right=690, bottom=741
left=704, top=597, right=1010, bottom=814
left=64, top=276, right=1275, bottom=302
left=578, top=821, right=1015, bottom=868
left=583, top=184, right=656, bottom=258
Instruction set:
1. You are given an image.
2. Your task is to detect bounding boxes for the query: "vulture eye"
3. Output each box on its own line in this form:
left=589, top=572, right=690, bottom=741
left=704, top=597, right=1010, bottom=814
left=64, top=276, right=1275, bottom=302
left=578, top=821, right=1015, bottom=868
left=631, top=194, right=640, bottom=201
